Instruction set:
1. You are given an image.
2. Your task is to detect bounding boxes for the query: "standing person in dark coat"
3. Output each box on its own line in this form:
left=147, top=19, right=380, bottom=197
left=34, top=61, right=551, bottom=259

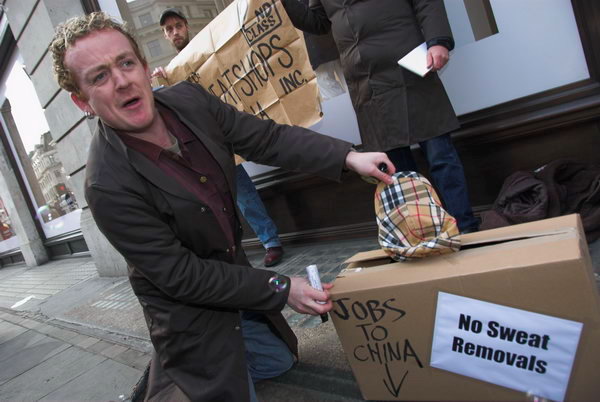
left=282, top=0, right=480, bottom=233
left=49, top=12, right=394, bottom=401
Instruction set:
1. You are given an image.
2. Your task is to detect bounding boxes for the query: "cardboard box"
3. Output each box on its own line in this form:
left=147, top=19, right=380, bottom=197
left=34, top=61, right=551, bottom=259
left=330, top=214, right=600, bottom=401
left=154, top=0, right=322, bottom=128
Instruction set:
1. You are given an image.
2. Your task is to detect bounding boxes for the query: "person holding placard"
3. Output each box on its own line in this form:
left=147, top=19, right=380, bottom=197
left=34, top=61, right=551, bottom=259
left=154, top=8, right=287, bottom=267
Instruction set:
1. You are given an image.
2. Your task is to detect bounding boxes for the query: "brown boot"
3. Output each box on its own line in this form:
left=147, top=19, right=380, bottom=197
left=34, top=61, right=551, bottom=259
left=264, top=247, right=284, bottom=267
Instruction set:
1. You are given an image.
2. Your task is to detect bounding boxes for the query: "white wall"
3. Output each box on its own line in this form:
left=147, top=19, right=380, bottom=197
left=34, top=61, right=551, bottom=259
left=441, top=0, right=589, bottom=115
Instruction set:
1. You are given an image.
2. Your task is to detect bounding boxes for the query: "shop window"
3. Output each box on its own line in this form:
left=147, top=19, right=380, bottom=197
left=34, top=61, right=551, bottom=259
left=139, top=12, right=153, bottom=27
left=105, top=0, right=232, bottom=72
left=147, top=39, right=162, bottom=58
left=1, top=59, right=82, bottom=239
left=0, top=196, right=19, bottom=254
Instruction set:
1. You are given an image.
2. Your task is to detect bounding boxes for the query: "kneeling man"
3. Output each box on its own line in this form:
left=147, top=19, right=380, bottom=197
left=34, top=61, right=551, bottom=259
left=50, top=12, right=393, bottom=401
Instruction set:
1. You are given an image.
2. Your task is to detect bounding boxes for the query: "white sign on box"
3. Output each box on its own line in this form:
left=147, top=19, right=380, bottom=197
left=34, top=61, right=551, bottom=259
left=430, top=292, right=583, bottom=401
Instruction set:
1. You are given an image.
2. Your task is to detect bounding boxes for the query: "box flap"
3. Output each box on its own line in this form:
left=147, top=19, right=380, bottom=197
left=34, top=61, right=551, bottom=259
left=459, top=214, right=579, bottom=246
left=334, top=229, right=583, bottom=295
left=344, top=215, right=581, bottom=265
left=345, top=249, right=389, bottom=264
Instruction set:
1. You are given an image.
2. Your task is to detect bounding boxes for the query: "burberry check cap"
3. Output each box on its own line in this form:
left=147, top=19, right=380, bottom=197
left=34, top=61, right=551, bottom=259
left=374, top=171, right=461, bottom=261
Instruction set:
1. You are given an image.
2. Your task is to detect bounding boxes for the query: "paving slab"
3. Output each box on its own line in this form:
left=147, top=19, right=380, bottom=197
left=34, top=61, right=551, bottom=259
left=101, top=343, right=129, bottom=359
left=0, top=335, right=69, bottom=385
left=87, top=339, right=117, bottom=355
left=18, top=317, right=46, bottom=331
left=0, top=346, right=106, bottom=401
left=0, top=330, right=50, bottom=363
left=75, top=336, right=101, bottom=350
left=39, top=358, right=143, bottom=401
left=113, top=348, right=152, bottom=371
left=0, top=320, right=28, bottom=346
left=44, top=326, right=80, bottom=343
left=0, top=257, right=97, bottom=310
left=34, top=275, right=149, bottom=342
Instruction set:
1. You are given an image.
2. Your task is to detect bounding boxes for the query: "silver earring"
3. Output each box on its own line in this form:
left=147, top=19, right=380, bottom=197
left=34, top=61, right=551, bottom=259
left=84, top=110, right=95, bottom=119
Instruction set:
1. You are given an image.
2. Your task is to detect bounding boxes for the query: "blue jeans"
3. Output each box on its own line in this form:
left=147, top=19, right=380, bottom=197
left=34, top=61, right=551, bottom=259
left=236, top=165, right=281, bottom=249
left=385, top=134, right=479, bottom=232
left=242, top=312, right=295, bottom=402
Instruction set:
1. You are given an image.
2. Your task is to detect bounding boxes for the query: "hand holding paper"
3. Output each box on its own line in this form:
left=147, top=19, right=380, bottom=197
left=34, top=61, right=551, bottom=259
left=427, top=45, right=450, bottom=71
left=398, top=42, right=432, bottom=77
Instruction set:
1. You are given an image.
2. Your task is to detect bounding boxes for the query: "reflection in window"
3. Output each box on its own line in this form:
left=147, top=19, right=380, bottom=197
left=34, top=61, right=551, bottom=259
left=0, top=197, right=16, bottom=241
left=0, top=195, right=19, bottom=254
left=147, top=39, right=162, bottom=58
left=113, top=0, right=232, bottom=71
left=29, top=132, right=78, bottom=223
left=139, top=12, right=153, bottom=27
left=2, top=60, right=81, bottom=239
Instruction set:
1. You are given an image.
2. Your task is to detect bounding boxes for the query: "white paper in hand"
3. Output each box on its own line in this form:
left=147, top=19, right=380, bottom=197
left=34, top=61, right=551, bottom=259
left=398, top=42, right=431, bottom=77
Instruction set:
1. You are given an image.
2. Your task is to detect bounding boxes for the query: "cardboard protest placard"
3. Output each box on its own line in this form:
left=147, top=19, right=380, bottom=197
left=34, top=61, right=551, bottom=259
left=155, top=0, right=322, bottom=128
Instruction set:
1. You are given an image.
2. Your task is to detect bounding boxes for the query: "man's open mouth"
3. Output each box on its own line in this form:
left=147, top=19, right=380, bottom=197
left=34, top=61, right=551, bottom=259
left=122, top=97, right=140, bottom=108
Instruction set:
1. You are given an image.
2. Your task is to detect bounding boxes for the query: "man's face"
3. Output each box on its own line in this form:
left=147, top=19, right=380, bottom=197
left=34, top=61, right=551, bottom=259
left=65, top=29, right=157, bottom=134
left=162, top=16, right=190, bottom=51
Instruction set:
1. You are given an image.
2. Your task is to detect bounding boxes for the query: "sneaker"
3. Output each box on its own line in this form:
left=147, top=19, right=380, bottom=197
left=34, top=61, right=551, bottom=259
left=264, top=247, right=284, bottom=267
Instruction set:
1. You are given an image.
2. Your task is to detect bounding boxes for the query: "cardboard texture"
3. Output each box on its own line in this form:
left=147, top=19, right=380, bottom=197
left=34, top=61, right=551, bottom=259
left=154, top=0, right=321, bottom=128
left=330, top=214, right=600, bottom=401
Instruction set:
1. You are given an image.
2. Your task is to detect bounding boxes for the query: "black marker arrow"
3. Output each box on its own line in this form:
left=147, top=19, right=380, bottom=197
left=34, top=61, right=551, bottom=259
left=383, top=363, right=408, bottom=398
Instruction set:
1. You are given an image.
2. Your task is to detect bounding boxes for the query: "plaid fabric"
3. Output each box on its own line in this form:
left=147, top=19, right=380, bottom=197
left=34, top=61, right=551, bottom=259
left=375, top=171, right=461, bottom=261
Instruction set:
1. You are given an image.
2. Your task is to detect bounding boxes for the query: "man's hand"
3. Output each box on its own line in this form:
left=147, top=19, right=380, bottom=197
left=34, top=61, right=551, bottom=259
left=426, top=45, right=450, bottom=71
left=151, top=66, right=167, bottom=79
left=287, top=277, right=333, bottom=315
left=345, top=151, right=395, bottom=185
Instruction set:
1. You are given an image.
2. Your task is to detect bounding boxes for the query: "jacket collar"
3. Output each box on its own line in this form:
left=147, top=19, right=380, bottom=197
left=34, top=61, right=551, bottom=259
left=96, top=90, right=235, bottom=203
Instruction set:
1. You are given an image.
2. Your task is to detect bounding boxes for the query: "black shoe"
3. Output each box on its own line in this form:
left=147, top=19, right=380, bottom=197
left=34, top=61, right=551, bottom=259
left=264, top=247, right=284, bottom=267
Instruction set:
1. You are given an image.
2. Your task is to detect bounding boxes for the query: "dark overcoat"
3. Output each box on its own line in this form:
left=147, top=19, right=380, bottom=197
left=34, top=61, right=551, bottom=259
left=283, top=0, right=460, bottom=151
left=84, top=81, right=351, bottom=401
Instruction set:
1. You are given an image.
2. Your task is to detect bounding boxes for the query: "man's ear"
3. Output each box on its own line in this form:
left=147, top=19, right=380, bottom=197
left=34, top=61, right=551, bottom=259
left=70, top=92, right=91, bottom=114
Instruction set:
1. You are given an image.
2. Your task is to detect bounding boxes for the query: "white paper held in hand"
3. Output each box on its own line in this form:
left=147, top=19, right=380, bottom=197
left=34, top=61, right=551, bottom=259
left=306, top=264, right=325, bottom=304
left=398, top=42, right=432, bottom=77
left=306, top=264, right=329, bottom=323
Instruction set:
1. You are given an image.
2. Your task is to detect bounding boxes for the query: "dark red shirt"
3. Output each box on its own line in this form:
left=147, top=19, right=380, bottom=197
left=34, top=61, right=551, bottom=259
left=117, top=105, right=237, bottom=248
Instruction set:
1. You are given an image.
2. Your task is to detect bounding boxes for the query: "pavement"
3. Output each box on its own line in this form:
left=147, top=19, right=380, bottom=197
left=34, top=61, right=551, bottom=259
left=0, top=234, right=599, bottom=401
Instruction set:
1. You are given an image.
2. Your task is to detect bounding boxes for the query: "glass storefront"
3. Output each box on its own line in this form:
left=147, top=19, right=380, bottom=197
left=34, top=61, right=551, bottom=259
left=0, top=196, right=19, bottom=254
left=0, top=57, right=82, bottom=240
left=100, top=0, right=232, bottom=72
